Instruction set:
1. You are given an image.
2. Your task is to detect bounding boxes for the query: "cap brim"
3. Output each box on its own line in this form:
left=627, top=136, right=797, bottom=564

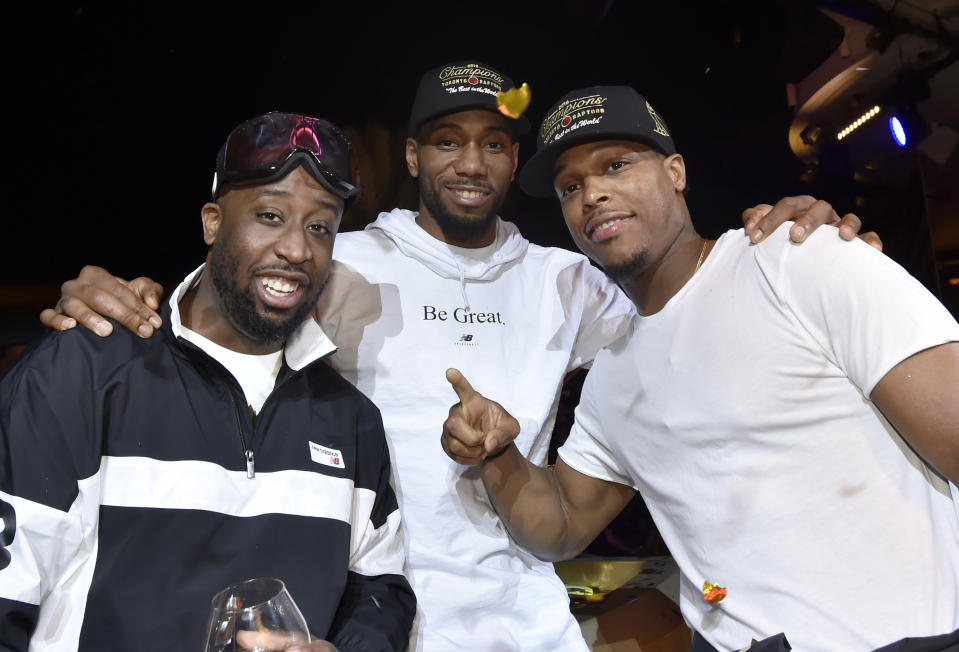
left=518, top=130, right=611, bottom=198
left=519, top=132, right=672, bottom=198
left=411, top=105, right=530, bottom=138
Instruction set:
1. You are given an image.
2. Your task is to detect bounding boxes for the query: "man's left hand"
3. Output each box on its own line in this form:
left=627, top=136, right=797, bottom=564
left=742, top=195, right=883, bottom=250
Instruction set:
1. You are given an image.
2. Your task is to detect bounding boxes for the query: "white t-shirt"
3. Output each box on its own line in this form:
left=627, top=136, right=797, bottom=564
left=180, top=326, right=282, bottom=413
left=560, top=224, right=959, bottom=651
left=316, top=209, right=636, bottom=651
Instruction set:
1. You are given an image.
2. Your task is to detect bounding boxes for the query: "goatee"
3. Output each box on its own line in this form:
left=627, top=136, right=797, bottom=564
left=209, top=244, right=321, bottom=346
left=419, top=177, right=502, bottom=242
left=603, top=249, right=649, bottom=286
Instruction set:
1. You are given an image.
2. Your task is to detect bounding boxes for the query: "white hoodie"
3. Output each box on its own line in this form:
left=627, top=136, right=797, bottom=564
left=314, top=209, right=635, bottom=651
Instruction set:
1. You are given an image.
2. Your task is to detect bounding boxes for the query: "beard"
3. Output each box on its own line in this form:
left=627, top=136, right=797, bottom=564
left=208, top=242, right=323, bottom=347
left=601, top=247, right=650, bottom=286
left=419, top=176, right=503, bottom=242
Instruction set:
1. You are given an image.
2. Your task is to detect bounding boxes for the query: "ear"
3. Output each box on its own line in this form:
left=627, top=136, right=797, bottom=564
left=200, top=202, right=223, bottom=246
left=405, top=138, right=419, bottom=178
left=509, top=141, right=520, bottom=182
left=663, top=154, right=687, bottom=193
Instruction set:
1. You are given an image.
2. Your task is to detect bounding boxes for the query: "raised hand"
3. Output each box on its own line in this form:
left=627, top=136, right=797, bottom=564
left=441, top=368, right=520, bottom=465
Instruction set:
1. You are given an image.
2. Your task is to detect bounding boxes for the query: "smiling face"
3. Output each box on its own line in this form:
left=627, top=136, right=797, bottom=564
left=406, top=109, right=519, bottom=247
left=195, top=165, right=343, bottom=353
left=552, top=140, right=690, bottom=283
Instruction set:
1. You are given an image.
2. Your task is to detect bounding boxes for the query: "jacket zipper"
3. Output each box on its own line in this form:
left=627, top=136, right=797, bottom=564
left=234, top=364, right=300, bottom=480
left=179, top=334, right=333, bottom=480
left=231, top=397, right=256, bottom=479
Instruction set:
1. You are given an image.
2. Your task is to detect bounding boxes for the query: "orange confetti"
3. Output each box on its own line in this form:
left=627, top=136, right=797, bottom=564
left=702, top=580, right=727, bottom=604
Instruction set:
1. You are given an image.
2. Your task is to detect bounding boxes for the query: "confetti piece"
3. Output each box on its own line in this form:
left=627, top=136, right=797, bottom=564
left=702, top=580, right=727, bottom=604
left=497, top=83, right=531, bottom=119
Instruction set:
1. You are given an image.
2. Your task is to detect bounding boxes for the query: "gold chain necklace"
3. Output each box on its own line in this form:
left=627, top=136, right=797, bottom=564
left=694, top=238, right=709, bottom=274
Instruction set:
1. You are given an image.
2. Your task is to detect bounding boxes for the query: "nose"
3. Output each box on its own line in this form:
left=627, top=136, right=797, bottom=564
left=452, top=143, right=486, bottom=177
left=274, top=224, right=313, bottom=265
left=582, top=175, right=610, bottom=209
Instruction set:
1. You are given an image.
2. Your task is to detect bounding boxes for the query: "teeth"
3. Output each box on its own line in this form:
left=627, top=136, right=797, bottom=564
left=455, top=190, right=486, bottom=199
left=262, top=277, right=298, bottom=295
left=590, top=218, right=626, bottom=239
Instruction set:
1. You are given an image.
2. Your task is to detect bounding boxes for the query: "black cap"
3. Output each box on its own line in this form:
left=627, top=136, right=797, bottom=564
left=408, top=60, right=531, bottom=137
left=519, top=86, right=676, bottom=198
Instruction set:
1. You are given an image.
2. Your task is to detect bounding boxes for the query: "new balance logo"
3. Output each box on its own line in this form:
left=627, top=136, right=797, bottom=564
left=459, top=334, right=473, bottom=342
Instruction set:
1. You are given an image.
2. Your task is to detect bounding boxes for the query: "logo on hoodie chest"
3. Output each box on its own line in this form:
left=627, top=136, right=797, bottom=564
left=422, top=305, right=506, bottom=326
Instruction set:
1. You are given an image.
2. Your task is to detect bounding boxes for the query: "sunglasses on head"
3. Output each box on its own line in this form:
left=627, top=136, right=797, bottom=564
left=213, top=112, right=360, bottom=207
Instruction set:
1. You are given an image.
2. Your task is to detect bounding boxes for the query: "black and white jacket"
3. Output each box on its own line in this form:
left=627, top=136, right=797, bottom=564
left=0, top=267, right=414, bottom=651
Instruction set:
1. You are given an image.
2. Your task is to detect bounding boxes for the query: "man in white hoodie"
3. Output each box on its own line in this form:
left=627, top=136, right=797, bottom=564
left=41, top=61, right=871, bottom=650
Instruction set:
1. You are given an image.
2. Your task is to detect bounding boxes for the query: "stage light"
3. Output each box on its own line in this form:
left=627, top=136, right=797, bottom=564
left=836, top=105, right=881, bottom=141
left=889, top=116, right=907, bottom=147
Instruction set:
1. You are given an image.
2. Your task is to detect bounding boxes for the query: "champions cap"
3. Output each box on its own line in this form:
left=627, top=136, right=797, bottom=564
left=408, top=60, right=531, bottom=137
left=519, top=86, right=676, bottom=197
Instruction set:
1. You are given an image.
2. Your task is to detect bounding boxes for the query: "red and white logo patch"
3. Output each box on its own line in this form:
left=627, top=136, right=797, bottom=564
left=309, top=441, right=345, bottom=470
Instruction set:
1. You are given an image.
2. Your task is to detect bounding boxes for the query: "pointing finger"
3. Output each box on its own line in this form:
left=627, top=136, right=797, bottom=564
left=446, top=368, right=478, bottom=404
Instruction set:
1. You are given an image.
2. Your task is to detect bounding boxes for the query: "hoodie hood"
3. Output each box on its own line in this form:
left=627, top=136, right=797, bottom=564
left=366, top=209, right=529, bottom=282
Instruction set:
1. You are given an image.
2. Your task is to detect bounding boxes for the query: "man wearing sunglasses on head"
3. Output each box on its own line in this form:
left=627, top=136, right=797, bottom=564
left=0, top=113, right=415, bottom=651
left=39, top=61, right=878, bottom=650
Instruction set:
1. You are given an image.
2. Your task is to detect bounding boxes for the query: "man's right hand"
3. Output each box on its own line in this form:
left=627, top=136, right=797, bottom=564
left=441, top=368, right=520, bottom=465
left=39, top=266, right=165, bottom=338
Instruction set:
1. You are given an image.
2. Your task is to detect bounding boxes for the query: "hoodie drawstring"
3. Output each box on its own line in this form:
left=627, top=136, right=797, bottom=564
left=452, top=255, right=470, bottom=312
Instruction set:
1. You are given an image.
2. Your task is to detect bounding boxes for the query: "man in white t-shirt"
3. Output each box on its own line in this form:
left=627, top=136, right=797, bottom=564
left=39, top=65, right=872, bottom=651
left=441, top=85, right=959, bottom=651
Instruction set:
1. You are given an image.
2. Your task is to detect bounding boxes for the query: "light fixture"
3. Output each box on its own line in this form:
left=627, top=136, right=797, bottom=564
left=836, top=105, right=881, bottom=141
left=889, top=116, right=907, bottom=147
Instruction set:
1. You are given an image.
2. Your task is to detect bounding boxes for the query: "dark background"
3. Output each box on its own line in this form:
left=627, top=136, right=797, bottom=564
left=3, top=0, right=957, bottom=354
left=4, top=1, right=851, bottom=285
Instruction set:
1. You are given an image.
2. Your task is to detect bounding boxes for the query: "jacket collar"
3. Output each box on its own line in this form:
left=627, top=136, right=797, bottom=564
left=167, top=264, right=336, bottom=371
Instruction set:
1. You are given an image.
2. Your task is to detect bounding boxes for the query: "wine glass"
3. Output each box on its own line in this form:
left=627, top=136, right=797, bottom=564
left=204, top=577, right=311, bottom=651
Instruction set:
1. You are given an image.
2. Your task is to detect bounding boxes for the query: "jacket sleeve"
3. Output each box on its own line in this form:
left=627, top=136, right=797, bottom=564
left=328, top=401, right=415, bottom=652
left=0, top=333, right=102, bottom=650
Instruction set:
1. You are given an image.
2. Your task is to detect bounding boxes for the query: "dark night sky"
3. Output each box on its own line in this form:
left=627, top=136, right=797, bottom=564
left=5, top=1, right=850, bottom=286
